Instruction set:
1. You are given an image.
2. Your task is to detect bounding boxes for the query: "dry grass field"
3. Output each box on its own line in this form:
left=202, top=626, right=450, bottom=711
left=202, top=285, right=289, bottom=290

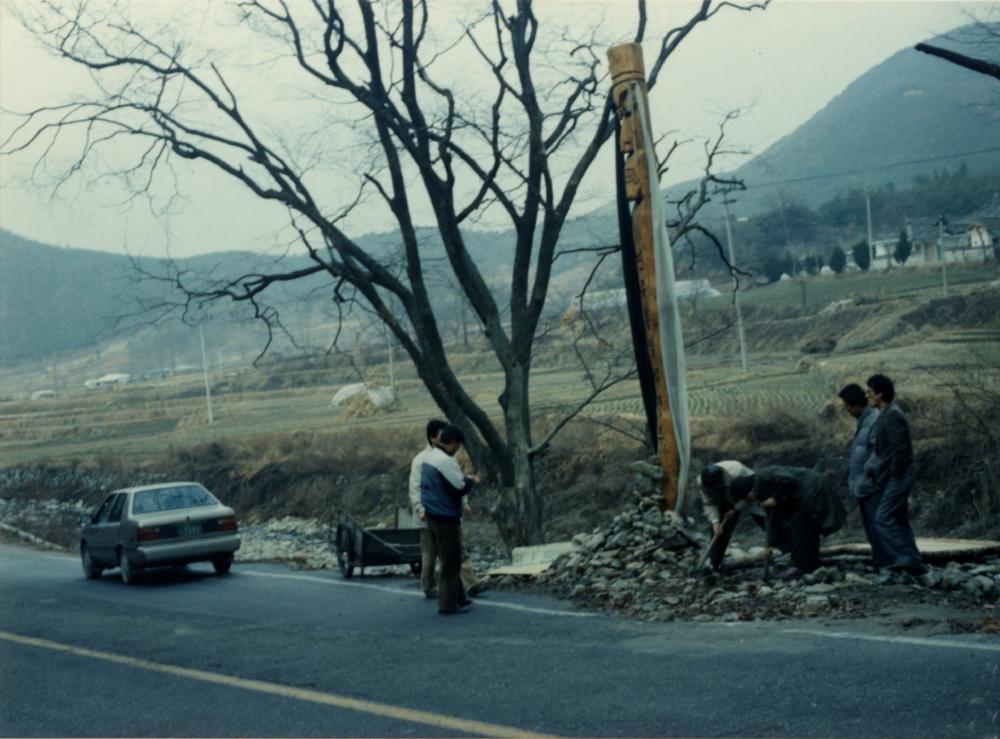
left=1, top=264, right=997, bottom=468
left=1, top=263, right=998, bottom=541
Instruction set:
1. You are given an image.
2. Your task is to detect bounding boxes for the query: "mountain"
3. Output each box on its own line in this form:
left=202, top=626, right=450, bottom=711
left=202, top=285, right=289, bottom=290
left=3, top=26, right=999, bottom=367
left=683, top=27, right=1000, bottom=215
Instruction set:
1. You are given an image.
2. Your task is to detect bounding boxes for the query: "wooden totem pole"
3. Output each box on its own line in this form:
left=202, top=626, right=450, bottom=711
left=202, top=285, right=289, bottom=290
left=608, top=43, right=689, bottom=512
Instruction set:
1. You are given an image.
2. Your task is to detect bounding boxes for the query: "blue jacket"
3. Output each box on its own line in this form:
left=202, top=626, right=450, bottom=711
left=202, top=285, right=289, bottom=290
left=848, top=407, right=879, bottom=499
left=420, top=446, right=473, bottom=521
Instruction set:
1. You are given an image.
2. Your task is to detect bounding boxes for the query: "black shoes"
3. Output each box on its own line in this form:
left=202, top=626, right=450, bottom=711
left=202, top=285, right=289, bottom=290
left=438, top=607, right=471, bottom=615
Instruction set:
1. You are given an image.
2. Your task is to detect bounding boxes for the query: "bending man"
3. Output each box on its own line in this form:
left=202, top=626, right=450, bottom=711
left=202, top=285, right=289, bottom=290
left=699, top=460, right=762, bottom=570
left=732, top=466, right=846, bottom=579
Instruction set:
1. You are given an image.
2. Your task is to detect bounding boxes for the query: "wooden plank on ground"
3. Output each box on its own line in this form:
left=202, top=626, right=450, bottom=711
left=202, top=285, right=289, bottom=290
left=823, top=537, right=1000, bottom=561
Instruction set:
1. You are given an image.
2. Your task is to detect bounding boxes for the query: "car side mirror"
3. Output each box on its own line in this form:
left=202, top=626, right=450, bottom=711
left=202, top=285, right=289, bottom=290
left=82, top=514, right=95, bottom=525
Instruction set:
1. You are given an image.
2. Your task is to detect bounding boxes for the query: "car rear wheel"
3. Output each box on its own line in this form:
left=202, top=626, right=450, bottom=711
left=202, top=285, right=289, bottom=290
left=118, top=549, right=141, bottom=585
left=81, top=545, right=102, bottom=580
left=212, top=555, right=233, bottom=575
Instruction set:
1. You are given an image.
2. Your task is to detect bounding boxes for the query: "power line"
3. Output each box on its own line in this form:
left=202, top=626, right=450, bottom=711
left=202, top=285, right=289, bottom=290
left=741, top=145, right=1000, bottom=190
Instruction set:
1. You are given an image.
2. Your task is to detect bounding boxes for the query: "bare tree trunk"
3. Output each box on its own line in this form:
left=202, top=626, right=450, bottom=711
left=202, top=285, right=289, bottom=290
left=495, top=362, right=544, bottom=548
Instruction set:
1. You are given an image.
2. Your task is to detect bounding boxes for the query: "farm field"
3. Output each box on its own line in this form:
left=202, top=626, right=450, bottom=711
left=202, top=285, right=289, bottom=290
left=1, top=264, right=997, bottom=468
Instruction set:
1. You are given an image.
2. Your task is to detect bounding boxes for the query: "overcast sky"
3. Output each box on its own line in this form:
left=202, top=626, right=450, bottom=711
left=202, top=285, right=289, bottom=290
left=0, top=0, right=988, bottom=258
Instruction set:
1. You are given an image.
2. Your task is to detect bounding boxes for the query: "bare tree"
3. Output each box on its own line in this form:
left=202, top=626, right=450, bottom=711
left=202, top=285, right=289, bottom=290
left=3, top=0, right=767, bottom=547
left=916, top=9, right=1000, bottom=83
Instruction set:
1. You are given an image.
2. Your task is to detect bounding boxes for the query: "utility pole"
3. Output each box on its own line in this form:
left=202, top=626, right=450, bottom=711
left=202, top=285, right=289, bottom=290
left=383, top=321, right=395, bottom=389
left=938, top=217, right=949, bottom=297
left=198, top=322, right=214, bottom=424
left=865, top=191, right=880, bottom=270
left=722, top=196, right=749, bottom=373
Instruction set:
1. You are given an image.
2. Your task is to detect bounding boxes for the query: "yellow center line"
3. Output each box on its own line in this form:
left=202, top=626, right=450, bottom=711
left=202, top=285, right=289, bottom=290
left=0, top=630, right=558, bottom=738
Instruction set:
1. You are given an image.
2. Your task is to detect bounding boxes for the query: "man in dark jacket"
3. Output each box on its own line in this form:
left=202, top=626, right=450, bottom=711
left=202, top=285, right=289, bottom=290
left=732, top=466, right=846, bottom=578
left=838, top=383, right=888, bottom=567
left=864, top=374, right=925, bottom=576
left=420, top=424, right=479, bottom=614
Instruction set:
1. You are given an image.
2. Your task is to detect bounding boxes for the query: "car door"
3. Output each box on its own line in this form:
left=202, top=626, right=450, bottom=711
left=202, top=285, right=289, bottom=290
left=106, top=493, right=128, bottom=553
left=87, top=493, right=121, bottom=564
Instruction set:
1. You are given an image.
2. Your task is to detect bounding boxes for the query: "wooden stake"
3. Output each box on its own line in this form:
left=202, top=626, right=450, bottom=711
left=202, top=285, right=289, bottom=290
left=608, top=43, right=681, bottom=510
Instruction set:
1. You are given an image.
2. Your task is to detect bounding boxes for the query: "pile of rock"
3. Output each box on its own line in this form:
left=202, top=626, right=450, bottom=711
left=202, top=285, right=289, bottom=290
left=533, top=468, right=1000, bottom=622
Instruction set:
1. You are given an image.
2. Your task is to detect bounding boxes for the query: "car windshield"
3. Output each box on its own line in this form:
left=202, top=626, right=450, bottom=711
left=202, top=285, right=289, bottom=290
left=132, top=485, right=218, bottom=515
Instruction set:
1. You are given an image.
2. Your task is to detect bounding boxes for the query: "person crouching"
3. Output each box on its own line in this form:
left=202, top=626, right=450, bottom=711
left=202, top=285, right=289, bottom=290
left=419, top=424, right=480, bottom=614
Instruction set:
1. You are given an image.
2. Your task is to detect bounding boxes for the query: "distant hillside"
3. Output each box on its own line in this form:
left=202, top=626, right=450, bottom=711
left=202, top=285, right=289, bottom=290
left=688, top=26, right=1000, bottom=215
left=0, top=226, right=571, bottom=369
left=578, top=26, right=1000, bottom=229
left=4, top=25, right=999, bottom=367
left=0, top=232, right=131, bottom=365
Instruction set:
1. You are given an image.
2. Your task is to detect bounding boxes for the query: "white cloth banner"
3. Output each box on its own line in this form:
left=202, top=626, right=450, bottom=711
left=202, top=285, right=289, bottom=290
left=630, top=82, right=691, bottom=512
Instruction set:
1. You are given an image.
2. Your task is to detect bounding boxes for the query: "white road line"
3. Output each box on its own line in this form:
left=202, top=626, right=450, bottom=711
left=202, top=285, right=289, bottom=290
left=21, top=552, right=597, bottom=619
left=785, top=628, right=1000, bottom=653
left=240, top=570, right=599, bottom=619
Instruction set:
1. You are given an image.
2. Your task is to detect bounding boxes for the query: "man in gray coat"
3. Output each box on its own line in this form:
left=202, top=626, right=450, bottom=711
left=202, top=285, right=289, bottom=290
left=864, top=374, right=925, bottom=576
left=838, top=383, right=888, bottom=567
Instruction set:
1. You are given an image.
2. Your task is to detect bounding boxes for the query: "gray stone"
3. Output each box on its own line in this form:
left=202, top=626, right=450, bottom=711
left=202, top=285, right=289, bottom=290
left=803, top=583, right=837, bottom=594
left=642, top=507, right=663, bottom=526
left=627, top=461, right=664, bottom=481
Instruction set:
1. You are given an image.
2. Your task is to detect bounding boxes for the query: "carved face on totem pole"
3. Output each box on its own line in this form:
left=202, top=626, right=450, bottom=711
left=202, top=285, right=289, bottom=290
left=609, top=43, right=650, bottom=205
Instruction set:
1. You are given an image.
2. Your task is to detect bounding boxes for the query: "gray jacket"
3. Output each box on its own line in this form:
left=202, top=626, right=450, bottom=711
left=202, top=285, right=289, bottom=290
left=864, top=402, right=914, bottom=485
left=848, top=407, right=879, bottom=499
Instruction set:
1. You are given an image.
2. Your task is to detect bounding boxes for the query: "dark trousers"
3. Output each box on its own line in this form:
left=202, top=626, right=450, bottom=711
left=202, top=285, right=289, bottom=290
left=420, top=526, right=477, bottom=596
left=771, top=509, right=821, bottom=573
left=786, top=512, right=821, bottom=572
left=857, top=492, right=891, bottom=567
left=708, top=513, right=766, bottom=569
left=427, top=517, right=465, bottom=612
left=874, top=467, right=923, bottom=570
left=419, top=528, right=436, bottom=596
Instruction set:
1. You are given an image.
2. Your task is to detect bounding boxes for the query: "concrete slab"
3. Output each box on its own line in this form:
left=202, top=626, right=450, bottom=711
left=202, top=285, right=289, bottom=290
left=487, top=541, right=576, bottom=576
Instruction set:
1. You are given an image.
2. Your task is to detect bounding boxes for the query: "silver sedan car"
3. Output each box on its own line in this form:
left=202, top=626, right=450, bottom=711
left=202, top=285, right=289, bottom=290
left=80, top=482, right=241, bottom=584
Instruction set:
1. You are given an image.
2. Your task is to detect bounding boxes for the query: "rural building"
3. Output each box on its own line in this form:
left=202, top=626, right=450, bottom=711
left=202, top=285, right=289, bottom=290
left=29, top=389, right=56, bottom=400
left=869, top=212, right=995, bottom=270
left=84, top=373, right=131, bottom=389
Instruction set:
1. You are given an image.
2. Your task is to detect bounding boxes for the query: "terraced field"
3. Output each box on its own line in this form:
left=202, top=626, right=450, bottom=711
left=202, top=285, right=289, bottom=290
left=0, top=356, right=848, bottom=466
left=2, top=266, right=997, bottom=467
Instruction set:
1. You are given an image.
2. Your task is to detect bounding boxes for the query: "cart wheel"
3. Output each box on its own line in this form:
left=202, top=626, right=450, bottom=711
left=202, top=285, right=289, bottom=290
left=409, top=561, right=422, bottom=577
left=336, top=525, right=354, bottom=579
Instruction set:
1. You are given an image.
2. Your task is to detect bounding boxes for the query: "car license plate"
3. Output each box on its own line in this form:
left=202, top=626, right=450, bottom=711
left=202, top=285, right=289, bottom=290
left=180, top=522, right=201, bottom=537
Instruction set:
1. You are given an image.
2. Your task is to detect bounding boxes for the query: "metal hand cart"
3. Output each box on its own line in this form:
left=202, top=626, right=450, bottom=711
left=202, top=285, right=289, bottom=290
left=333, top=510, right=422, bottom=579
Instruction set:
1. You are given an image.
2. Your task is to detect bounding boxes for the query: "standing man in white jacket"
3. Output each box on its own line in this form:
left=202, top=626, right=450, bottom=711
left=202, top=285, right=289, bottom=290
left=420, top=424, right=480, bottom=614
left=408, top=419, right=481, bottom=599
left=409, top=419, right=448, bottom=598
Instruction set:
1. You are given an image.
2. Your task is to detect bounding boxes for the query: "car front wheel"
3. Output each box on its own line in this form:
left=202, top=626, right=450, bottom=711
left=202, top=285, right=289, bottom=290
left=81, top=545, right=102, bottom=580
left=212, top=555, right=233, bottom=575
left=119, top=549, right=141, bottom=585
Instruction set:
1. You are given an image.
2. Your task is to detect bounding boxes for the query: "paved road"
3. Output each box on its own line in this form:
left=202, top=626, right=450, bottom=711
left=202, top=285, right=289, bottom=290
left=1, top=543, right=998, bottom=737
